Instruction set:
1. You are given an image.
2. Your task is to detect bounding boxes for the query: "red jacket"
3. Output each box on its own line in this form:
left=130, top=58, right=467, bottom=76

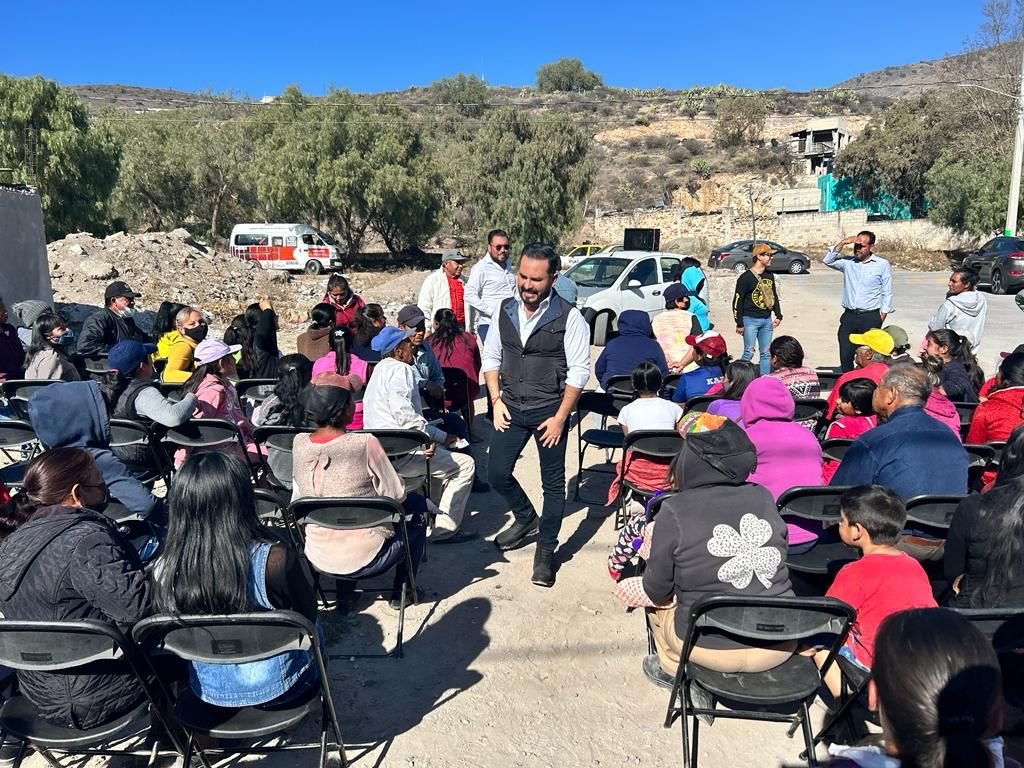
left=324, top=293, right=366, bottom=329
left=966, top=385, right=1024, bottom=444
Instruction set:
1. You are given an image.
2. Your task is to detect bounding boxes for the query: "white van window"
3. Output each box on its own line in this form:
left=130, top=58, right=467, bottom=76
left=235, top=233, right=268, bottom=246
left=271, top=236, right=284, bottom=247
left=286, top=236, right=297, bottom=246
left=302, top=234, right=315, bottom=245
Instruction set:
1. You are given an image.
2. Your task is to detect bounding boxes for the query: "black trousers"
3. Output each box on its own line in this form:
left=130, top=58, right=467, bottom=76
left=838, top=309, right=882, bottom=372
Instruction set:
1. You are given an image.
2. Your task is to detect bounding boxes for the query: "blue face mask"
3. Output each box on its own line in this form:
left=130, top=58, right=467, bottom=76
left=50, top=330, right=75, bottom=346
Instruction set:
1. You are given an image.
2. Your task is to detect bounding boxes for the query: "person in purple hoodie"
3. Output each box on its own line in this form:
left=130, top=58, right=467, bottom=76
left=706, top=360, right=759, bottom=426
left=740, top=376, right=823, bottom=501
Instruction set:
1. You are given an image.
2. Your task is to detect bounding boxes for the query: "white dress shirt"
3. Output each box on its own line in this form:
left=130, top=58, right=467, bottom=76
left=480, top=290, right=592, bottom=392
left=362, top=357, right=446, bottom=443
left=464, top=255, right=516, bottom=329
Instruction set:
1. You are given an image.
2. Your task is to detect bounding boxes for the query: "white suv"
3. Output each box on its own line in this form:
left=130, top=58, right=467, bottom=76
left=563, top=251, right=683, bottom=346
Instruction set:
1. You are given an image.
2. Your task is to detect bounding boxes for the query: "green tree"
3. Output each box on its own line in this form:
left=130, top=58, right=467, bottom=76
left=466, top=108, right=594, bottom=244
left=535, top=58, right=602, bottom=93
left=925, top=147, right=1021, bottom=235
left=428, top=74, right=490, bottom=118
left=713, top=94, right=773, bottom=148
left=0, top=75, right=119, bottom=238
left=833, top=95, right=957, bottom=217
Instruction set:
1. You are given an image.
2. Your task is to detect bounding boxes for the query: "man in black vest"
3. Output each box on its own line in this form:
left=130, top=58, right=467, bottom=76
left=481, top=243, right=591, bottom=587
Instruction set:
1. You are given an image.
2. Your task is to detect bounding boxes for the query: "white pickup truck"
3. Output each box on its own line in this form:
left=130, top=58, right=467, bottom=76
left=563, top=250, right=684, bottom=346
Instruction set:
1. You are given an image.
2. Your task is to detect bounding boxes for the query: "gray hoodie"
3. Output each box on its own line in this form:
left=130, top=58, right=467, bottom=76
left=928, top=290, right=988, bottom=350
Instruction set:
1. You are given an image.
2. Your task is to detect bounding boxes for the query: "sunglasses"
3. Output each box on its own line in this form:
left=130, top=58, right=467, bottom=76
left=493, top=244, right=511, bottom=251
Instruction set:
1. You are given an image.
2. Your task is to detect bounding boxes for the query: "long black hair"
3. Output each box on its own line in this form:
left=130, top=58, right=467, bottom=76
left=995, top=352, right=1024, bottom=396
left=353, top=303, right=384, bottom=347
left=331, top=327, right=352, bottom=375
left=721, top=360, right=758, bottom=400
left=153, top=301, right=187, bottom=338
left=873, top=608, right=1001, bottom=768
left=224, top=313, right=256, bottom=376
left=973, top=423, right=1024, bottom=607
left=927, top=329, right=985, bottom=394
left=273, top=354, right=313, bottom=426
left=182, top=360, right=229, bottom=396
left=431, top=308, right=463, bottom=357
left=154, top=453, right=272, bottom=614
left=631, top=360, right=664, bottom=395
left=0, top=448, right=96, bottom=538
left=26, top=313, right=71, bottom=362
left=308, top=302, right=335, bottom=330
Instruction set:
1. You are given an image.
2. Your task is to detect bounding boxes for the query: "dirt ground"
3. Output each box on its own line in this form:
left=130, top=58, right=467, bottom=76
left=19, top=265, right=1024, bottom=768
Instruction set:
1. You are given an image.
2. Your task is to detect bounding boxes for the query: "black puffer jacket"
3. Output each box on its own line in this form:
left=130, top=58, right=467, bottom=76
left=77, top=308, right=150, bottom=359
left=0, top=505, right=151, bottom=729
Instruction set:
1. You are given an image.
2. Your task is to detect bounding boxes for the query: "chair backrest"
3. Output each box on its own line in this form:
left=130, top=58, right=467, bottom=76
left=605, top=375, right=635, bottom=403
left=108, top=418, right=154, bottom=448
left=355, top=429, right=429, bottom=459
left=0, top=619, right=131, bottom=671
left=253, top=489, right=289, bottom=521
left=440, top=366, right=471, bottom=406
left=777, top=486, right=851, bottom=523
left=904, top=494, right=967, bottom=531
left=954, top=607, right=1024, bottom=653
left=290, top=496, right=404, bottom=531
left=646, top=491, right=678, bottom=520
left=1, top=380, right=57, bottom=419
left=235, top=378, right=277, bottom=404
left=162, top=418, right=245, bottom=450
left=576, top=391, right=621, bottom=420
left=156, top=381, right=182, bottom=399
left=688, top=594, right=855, bottom=644
left=0, top=420, right=41, bottom=457
left=793, top=398, right=829, bottom=428
left=988, top=441, right=1007, bottom=468
left=820, top=438, right=853, bottom=463
left=252, top=425, right=312, bottom=451
left=953, top=401, right=978, bottom=429
left=964, top=443, right=997, bottom=470
left=816, top=371, right=841, bottom=394
left=683, top=395, right=721, bottom=414
left=133, top=611, right=317, bottom=665
left=623, top=430, right=684, bottom=460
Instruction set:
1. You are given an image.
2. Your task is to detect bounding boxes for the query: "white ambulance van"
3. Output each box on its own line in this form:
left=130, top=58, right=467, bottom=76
left=229, top=223, right=343, bottom=275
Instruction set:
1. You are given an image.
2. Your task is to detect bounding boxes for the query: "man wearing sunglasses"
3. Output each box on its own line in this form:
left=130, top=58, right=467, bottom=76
left=465, top=228, right=516, bottom=344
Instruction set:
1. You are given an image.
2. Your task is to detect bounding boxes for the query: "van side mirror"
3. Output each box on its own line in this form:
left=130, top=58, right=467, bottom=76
left=625, top=279, right=642, bottom=289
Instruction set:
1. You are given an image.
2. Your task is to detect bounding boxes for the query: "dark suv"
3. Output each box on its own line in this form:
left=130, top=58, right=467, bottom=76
left=962, top=236, right=1024, bottom=294
left=708, top=240, right=810, bottom=275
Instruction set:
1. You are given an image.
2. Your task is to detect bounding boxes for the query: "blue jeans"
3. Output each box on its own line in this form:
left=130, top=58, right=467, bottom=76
left=741, top=316, right=774, bottom=375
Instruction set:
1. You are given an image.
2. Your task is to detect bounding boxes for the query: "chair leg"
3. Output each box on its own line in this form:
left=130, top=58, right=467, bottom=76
left=801, top=701, right=818, bottom=767
left=679, top=683, right=692, bottom=768
left=394, top=582, right=406, bottom=658
left=690, top=708, right=701, bottom=768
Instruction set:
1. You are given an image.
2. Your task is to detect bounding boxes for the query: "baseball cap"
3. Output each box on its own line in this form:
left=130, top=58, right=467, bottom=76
left=752, top=243, right=777, bottom=257
left=882, top=325, right=909, bottom=349
left=849, top=328, right=895, bottom=356
left=104, top=281, right=141, bottom=302
left=108, top=340, right=157, bottom=373
left=1001, top=343, right=1024, bottom=359
left=685, top=329, right=728, bottom=358
left=195, top=338, right=242, bottom=366
left=396, top=305, right=426, bottom=327
left=442, top=249, right=467, bottom=263
left=664, top=283, right=694, bottom=304
left=371, top=326, right=416, bottom=356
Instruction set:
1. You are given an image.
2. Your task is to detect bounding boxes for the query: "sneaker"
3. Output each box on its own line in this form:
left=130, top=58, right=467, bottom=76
left=642, top=654, right=674, bottom=690
left=431, top=529, right=477, bottom=545
left=531, top=548, right=556, bottom=587
left=494, top=514, right=539, bottom=551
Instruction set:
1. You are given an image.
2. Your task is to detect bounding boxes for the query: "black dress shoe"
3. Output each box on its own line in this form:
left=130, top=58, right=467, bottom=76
left=531, top=548, right=556, bottom=587
left=494, top=515, right=539, bottom=551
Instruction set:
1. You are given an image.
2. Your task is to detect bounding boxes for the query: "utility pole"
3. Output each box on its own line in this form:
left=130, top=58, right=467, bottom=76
left=748, top=187, right=757, bottom=243
left=1006, top=43, right=1024, bottom=236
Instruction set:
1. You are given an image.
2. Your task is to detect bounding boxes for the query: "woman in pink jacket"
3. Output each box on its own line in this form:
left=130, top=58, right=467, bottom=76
left=740, top=376, right=823, bottom=501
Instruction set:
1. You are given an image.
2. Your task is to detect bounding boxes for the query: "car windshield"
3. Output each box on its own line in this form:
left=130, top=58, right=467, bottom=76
left=564, top=257, right=629, bottom=288
left=314, top=229, right=337, bottom=246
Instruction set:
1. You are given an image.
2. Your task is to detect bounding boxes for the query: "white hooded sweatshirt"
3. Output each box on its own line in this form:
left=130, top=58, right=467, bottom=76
left=928, top=289, right=988, bottom=351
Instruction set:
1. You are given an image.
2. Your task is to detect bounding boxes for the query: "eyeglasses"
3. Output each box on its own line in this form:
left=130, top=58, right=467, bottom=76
left=493, top=244, right=511, bottom=251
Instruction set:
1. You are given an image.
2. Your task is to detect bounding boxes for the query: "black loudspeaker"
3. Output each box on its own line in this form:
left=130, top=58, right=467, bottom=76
left=623, top=228, right=661, bottom=252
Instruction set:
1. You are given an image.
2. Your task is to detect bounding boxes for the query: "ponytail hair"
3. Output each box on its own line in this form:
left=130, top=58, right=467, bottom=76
left=0, top=448, right=98, bottom=538
left=873, top=609, right=1000, bottom=768
left=927, top=329, right=985, bottom=394
left=431, top=308, right=462, bottom=356
left=630, top=361, right=664, bottom=395
left=331, top=327, right=352, bottom=376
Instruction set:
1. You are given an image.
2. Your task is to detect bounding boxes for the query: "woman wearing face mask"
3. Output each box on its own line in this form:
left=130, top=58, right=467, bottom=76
left=161, top=306, right=209, bottom=383
left=24, top=313, right=81, bottom=381
left=0, top=448, right=152, bottom=729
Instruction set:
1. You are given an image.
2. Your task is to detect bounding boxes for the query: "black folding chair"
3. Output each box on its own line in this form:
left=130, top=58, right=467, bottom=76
left=815, top=370, right=841, bottom=396
left=903, top=493, right=967, bottom=535
left=964, top=443, right=997, bottom=491
left=289, top=497, right=418, bottom=658
left=805, top=654, right=874, bottom=755
left=235, top=378, right=277, bottom=411
left=0, top=421, right=42, bottom=490
left=0, top=619, right=182, bottom=766
left=794, top=398, right=830, bottom=437
left=663, top=594, right=855, bottom=768
left=355, top=428, right=432, bottom=497
left=614, top=430, right=683, bottom=529
left=440, top=366, right=475, bottom=439
left=605, top=374, right=635, bottom=409
left=133, top=611, right=346, bottom=768
left=161, top=418, right=260, bottom=482
left=819, top=438, right=853, bottom=464
left=682, top=395, right=720, bottom=414
left=0, top=380, right=57, bottom=420
left=661, top=373, right=682, bottom=399
left=109, top=418, right=171, bottom=486
left=952, top=401, right=979, bottom=440
left=573, top=391, right=624, bottom=503
left=253, top=425, right=313, bottom=490
left=155, top=381, right=182, bottom=400
left=253, top=488, right=300, bottom=544
left=777, top=486, right=858, bottom=576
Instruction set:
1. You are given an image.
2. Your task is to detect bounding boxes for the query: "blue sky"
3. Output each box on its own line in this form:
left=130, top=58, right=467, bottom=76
left=2, top=1, right=985, bottom=96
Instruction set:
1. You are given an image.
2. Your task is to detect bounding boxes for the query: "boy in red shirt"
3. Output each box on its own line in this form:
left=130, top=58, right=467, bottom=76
left=811, top=485, right=936, bottom=695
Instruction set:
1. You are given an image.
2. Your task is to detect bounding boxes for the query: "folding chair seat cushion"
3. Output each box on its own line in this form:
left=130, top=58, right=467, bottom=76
left=0, top=696, right=150, bottom=747
left=787, top=541, right=859, bottom=576
left=580, top=425, right=624, bottom=449
left=171, top=683, right=319, bottom=739
left=685, top=653, right=822, bottom=706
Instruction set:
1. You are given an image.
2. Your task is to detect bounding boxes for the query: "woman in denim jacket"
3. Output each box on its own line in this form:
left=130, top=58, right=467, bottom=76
left=153, top=452, right=320, bottom=707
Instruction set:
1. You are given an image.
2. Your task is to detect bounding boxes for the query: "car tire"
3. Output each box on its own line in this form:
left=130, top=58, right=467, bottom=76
left=732, top=262, right=748, bottom=275
left=787, top=259, right=805, bottom=275
left=992, top=269, right=1006, bottom=295
left=592, top=312, right=613, bottom=347
left=304, top=260, right=324, bottom=276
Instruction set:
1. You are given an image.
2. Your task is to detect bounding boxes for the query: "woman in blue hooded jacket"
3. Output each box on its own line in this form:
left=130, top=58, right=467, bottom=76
left=680, top=264, right=712, bottom=332
left=595, top=310, right=668, bottom=391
